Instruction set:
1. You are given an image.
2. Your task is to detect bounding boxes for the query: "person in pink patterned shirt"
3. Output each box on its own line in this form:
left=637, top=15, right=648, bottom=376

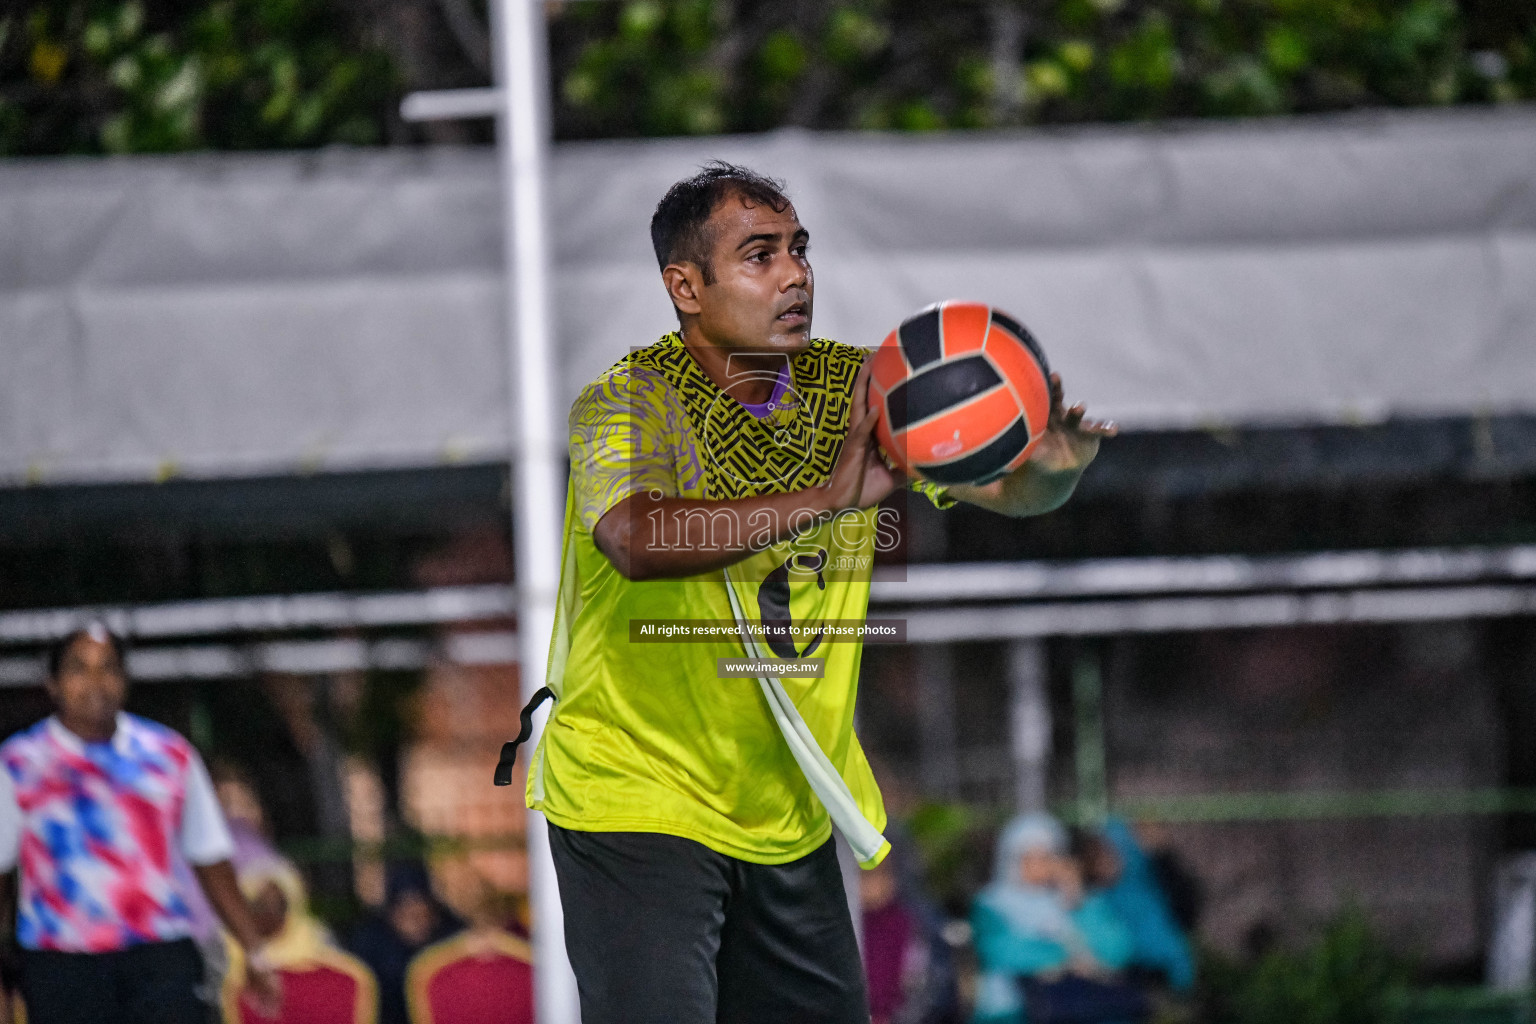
left=0, top=624, right=279, bottom=1024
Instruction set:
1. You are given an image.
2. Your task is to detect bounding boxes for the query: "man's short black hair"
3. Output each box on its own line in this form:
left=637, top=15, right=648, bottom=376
left=650, top=161, right=792, bottom=284
left=47, top=622, right=127, bottom=680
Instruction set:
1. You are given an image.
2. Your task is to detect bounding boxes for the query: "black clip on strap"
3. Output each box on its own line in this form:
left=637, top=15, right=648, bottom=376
left=493, top=686, right=555, bottom=787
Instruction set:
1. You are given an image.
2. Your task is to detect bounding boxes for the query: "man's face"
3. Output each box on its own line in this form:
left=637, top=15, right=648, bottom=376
left=47, top=633, right=126, bottom=735
left=684, top=193, right=814, bottom=355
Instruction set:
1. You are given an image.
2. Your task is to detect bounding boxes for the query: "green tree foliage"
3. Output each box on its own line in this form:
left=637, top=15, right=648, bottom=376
left=3, top=0, right=1534, bottom=154
left=0, top=0, right=396, bottom=154
left=549, top=0, right=1536, bottom=138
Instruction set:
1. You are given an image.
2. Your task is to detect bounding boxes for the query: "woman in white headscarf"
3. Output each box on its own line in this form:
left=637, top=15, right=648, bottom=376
left=969, top=813, right=1138, bottom=1024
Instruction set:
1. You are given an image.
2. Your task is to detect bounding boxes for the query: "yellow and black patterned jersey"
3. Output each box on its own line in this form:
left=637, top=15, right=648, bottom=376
left=529, top=333, right=942, bottom=865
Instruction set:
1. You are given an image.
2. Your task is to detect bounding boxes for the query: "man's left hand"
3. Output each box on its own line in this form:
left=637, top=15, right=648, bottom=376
left=1026, top=373, right=1117, bottom=475
left=945, top=373, right=1115, bottom=518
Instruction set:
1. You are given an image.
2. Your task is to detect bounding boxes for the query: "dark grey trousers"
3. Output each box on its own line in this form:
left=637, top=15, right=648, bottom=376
left=548, top=824, right=869, bottom=1024
left=20, top=938, right=211, bottom=1024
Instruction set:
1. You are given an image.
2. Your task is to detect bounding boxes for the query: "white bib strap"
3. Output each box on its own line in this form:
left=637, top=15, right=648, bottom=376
left=723, top=570, right=890, bottom=867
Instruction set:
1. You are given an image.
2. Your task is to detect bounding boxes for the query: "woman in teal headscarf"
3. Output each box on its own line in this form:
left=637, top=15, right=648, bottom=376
left=970, top=813, right=1140, bottom=1024
left=1095, top=818, right=1196, bottom=993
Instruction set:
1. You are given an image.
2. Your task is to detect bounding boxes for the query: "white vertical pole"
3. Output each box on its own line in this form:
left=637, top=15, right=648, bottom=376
left=1008, top=639, right=1051, bottom=813
left=490, top=0, right=579, bottom=1020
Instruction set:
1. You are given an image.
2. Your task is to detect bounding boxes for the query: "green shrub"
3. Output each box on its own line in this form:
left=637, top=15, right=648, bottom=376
left=1202, top=910, right=1410, bottom=1024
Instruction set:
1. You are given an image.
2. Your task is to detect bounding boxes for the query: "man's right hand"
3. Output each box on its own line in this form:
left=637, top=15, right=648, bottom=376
left=243, top=949, right=282, bottom=1017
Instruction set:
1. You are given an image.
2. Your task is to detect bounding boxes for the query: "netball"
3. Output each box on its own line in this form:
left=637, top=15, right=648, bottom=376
left=868, top=301, right=1055, bottom=486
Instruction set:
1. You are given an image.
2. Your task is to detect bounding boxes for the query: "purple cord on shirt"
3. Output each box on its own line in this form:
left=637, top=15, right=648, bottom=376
left=737, top=364, right=793, bottom=419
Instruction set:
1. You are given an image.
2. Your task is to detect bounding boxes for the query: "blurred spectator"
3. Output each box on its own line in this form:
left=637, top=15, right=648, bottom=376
left=1134, top=821, right=1204, bottom=935
left=970, top=813, right=1147, bottom=1024
left=210, top=760, right=288, bottom=873
left=181, top=759, right=295, bottom=996
left=0, top=624, right=278, bottom=1024
left=239, top=860, right=336, bottom=964
left=224, top=859, right=377, bottom=1023
left=862, top=854, right=915, bottom=1024
left=349, top=861, right=464, bottom=1024
left=861, top=826, right=961, bottom=1024
left=1093, top=822, right=1198, bottom=994
left=1080, top=819, right=1196, bottom=993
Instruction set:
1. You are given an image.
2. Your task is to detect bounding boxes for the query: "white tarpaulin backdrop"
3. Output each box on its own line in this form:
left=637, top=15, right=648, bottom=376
left=2, top=107, right=1534, bottom=485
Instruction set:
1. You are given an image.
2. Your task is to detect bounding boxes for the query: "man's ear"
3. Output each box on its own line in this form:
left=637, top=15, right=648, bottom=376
left=662, top=262, right=705, bottom=317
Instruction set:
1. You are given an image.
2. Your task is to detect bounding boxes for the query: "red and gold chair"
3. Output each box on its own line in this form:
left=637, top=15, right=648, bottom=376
left=405, top=928, right=533, bottom=1024
left=223, top=946, right=378, bottom=1024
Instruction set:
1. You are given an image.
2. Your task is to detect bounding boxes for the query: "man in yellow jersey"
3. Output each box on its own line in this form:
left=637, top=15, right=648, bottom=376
left=523, top=162, right=1113, bottom=1023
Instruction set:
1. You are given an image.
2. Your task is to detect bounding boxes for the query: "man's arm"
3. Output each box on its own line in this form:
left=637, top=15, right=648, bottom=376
left=191, top=861, right=280, bottom=1010
left=595, top=360, right=901, bottom=581
left=192, top=860, right=261, bottom=950
left=944, top=374, right=1116, bottom=518
left=178, top=754, right=280, bottom=1011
